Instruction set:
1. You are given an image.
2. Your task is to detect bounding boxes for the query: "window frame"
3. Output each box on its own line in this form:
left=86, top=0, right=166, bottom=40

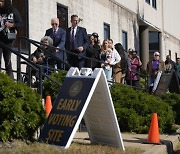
left=152, top=0, right=157, bottom=9
left=103, top=22, right=110, bottom=40
left=122, top=30, right=128, bottom=51
left=145, top=0, right=150, bottom=5
left=57, top=3, right=68, bottom=30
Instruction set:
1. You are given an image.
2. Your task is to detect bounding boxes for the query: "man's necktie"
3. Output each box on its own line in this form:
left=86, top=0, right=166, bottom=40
left=53, top=30, right=56, bottom=40
left=71, top=27, right=74, bottom=50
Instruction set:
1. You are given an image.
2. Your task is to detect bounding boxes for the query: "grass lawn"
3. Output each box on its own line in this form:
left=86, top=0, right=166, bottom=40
left=176, top=142, right=180, bottom=149
left=0, top=140, right=144, bottom=154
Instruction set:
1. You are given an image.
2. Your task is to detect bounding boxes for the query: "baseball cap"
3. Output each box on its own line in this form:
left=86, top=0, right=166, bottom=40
left=92, top=32, right=99, bottom=38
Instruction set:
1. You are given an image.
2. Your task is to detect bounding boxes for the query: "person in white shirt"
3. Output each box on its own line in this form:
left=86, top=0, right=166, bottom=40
left=108, top=39, right=121, bottom=81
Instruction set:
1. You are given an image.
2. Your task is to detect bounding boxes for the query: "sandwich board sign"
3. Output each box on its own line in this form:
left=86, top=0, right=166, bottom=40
left=39, top=67, right=124, bottom=150
left=153, top=70, right=180, bottom=97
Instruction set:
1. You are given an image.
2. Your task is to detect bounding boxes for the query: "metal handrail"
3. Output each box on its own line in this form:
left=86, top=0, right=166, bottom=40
left=0, top=36, right=149, bottom=96
left=0, top=41, right=62, bottom=96
left=22, top=37, right=103, bottom=68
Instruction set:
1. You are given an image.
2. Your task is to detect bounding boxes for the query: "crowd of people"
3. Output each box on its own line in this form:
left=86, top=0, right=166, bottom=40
left=28, top=14, right=141, bottom=88
left=147, top=52, right=180, bottom=93
left=0, top=2, right=179, bottom=94
left=29, top=13, right=180, bottom=93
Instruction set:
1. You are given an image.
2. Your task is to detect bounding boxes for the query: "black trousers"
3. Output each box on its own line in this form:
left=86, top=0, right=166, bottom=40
left=0, top=42, right=14, bottom=80
left=68, top=51, right=85, bottom=70
left=126, top=80, right=141, bottom=89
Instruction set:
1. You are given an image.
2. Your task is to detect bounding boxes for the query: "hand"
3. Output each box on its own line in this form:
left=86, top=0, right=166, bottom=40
left=78, top=46, right=84, bottom=52
left=5, top=22, right=14, bottom=29
left=106, top=58, right=111, bottom=63
left=55, top=47, right=59, bottom=52
left=32, top=57, right=37, bottom=63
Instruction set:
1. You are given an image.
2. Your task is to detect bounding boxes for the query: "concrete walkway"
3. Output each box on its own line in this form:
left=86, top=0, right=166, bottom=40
left=73, top=131, right=180, bottom=154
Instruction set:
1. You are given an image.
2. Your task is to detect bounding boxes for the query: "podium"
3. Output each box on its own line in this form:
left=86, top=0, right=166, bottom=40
left=39, top=67, right=125, bottom=150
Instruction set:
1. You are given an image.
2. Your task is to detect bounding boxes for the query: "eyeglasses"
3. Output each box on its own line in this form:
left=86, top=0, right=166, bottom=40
left=51, top=23, right=58, bottom=26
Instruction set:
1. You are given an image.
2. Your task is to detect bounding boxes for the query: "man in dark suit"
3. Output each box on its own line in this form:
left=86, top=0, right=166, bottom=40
left=65, top=15, right=89, bottom=69
left=45, top=17, right=66, bottom=70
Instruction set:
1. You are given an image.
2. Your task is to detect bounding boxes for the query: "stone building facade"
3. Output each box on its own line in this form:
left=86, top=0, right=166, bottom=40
left=9, top=0, right=180, bottom=71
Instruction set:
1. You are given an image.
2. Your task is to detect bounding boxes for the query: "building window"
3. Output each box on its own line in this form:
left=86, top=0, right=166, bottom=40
left=152, top=0, right=157, bottom=8
left=122, top=31, right=128, bottom=51
left=57, top=3, right=68, bottom=30
left=149, top=32, right=159, bottom=59
left=175, top=53, right=177, bottom=60
left=169, top=50, right=171, bottom=57
left=145, top=0, right=150, bottom=4
left=104, top=23, right=110, bottom=39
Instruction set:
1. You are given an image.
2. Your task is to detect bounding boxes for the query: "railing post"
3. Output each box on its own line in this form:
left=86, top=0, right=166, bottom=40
left=62, top=50, right=65, bottom=70
left=17, top=39, right=21, bottom=81
left=130, top=71, right=132, bottom=86
left=27, top=44, right=32, bottom=87
left=39, top=65, right=43, bottom=96
left=90, top=59, right=93, bottom=69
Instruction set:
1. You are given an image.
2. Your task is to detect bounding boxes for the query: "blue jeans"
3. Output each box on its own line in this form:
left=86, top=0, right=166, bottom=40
left=148, top=77, right=156, bottom=87
left=104, top=67, right=112, bottom=82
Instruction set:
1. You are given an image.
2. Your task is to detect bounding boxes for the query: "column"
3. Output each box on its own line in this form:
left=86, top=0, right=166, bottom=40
left=139, top=26, right=149, bottom=70
left=158, top=32, right=164, bottom=60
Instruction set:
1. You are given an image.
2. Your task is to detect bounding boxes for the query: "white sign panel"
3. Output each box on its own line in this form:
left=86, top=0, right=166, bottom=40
left=39, top=67, right=124, bottom=150
left=83, top=68, right=124, bottom=150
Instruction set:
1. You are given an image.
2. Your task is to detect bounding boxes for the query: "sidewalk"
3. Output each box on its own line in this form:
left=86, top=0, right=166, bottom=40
left=73, top=131, right=180, bottom=154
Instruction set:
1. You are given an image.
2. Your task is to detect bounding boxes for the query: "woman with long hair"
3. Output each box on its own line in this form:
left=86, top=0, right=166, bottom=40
left=100, top=39, right=113, bottom=82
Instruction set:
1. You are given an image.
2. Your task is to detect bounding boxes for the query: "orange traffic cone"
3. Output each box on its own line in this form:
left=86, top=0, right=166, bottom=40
left=45, top=95, right=52, bottom=117
left=147, top=113, right=160, bottom=144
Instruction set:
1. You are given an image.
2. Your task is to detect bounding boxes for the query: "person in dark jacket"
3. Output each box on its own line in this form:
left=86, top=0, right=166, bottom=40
left=45, top=17, right=66, bottom=70
left=0, top=0, right=22, bottom=79
left=177, top=57, right=180, bottom=84
left=164, top=55, right=177, bottom=73
left=24, top=36, right=55, bottom=85
left=85, top=34, right=101, bottom=69
left=146, top=51, right=165, bottom=93
left=65, top=14, right=89, bottom=69
left=32, top=36, right=56, bottom=75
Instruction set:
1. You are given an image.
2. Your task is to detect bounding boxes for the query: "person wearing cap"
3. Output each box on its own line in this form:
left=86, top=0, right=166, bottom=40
left=85, top=34, right=101, bottom=69
left=92, top=32, right=99, bottom=42
left=85, top=32, right=101, bottom=69
left=146, top=51, right=165, bottom=93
